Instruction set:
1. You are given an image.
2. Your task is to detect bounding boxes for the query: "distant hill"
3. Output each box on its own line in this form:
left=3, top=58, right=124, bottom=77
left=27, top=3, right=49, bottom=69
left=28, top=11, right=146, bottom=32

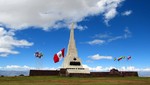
left=138, top=71, right=150, bottom=77
left=0, top=70, right=29, bottom=76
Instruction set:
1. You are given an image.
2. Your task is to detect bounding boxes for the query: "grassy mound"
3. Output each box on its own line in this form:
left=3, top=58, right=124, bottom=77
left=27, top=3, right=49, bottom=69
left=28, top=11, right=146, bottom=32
left=0, top=76, right=150, bottom=85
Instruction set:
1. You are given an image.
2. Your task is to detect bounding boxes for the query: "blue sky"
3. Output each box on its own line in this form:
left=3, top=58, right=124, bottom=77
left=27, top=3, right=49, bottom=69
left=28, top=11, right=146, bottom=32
left=0, top=0, right=150, bottom=72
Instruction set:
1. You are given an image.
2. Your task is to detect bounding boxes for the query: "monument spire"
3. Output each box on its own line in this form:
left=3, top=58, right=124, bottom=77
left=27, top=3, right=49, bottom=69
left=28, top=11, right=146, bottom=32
left=67, top=23, right=78, bottom=57
left=62, top=23, right=90, bottom=74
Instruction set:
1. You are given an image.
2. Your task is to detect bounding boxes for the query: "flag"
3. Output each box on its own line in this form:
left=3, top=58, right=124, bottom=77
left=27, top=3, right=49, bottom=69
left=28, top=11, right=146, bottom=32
left=120, top=56, right=126, bottom=59
left=35, top=52, right=43, bottom=58
left=53, top=48, right=65, bottom=63
left=114, top=57, right=117, bottom=61
left=127, top=56, right=131, bottom=60
left=118, top=57, right=122, bottom=61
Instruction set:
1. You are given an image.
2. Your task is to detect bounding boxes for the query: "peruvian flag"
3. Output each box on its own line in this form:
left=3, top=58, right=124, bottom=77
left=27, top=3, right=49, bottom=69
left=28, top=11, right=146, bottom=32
left=53, top=48, right=65, bottom=63
left=118, top=57, right=122, bottom=61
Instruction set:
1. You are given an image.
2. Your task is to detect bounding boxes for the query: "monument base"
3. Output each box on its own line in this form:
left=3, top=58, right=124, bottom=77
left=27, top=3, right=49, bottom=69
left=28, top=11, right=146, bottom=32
left=59, top=68, right=90, bottom=76
left=66, top=68, right=90, bottom=74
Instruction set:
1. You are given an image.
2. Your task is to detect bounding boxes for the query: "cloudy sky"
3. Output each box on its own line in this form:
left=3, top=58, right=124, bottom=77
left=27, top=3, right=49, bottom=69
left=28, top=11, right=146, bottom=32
left=0, top=0, right=150, bottom=74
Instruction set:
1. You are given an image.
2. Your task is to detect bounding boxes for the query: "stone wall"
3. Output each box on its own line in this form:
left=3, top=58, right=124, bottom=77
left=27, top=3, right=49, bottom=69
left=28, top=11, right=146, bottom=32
left=29, top=70, right=59, bottom=76
left=29, top=69, right=138, bottom=77
left=121, top=71, right=138, bottom=77
left=90, top=72, right=110, bottom=77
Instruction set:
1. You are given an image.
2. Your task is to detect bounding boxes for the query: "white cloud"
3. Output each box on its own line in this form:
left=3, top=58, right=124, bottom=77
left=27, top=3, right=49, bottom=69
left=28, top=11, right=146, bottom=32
left=0, top=65, right=59, bottom=71
left=0, top=27, right=33, bottom=57
left=93, top=33, right=111, bottom=39
left=83, top=65, right=150, bottom=72
left=0, top=0, right=124, bottom=30
left=83, top=65, right=116, bottom=71
left=88, top=54, right=112, bottom=60
left=3, top=65, right=35, bottom=70
left=124, top=27, right=131, bottom=38
left=76, top=25, right=88, bottom=31
left=69, top=23, right=88, bottom=31
left=108, top=27, right=131, bottom=42
left=100, top=0, right=124, bottom=25
left=108, top=36, right=123, bottom=42
left=104, top=9, right=117, bottom=26
left=117, top=66, right=150, bottom=72
left=87, top=39, right=105, bottom=45
left=122, top=10, right=132, bottom=16
left=86, top=60, right=93, bottom=63
left=86, top=28, right=132, bottom=45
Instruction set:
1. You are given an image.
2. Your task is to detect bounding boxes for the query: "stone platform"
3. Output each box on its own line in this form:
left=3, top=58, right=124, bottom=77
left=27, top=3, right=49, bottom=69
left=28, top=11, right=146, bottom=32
left=29, top=70, right=59, bottom=76
left=29, top=68, right=138, bottom=77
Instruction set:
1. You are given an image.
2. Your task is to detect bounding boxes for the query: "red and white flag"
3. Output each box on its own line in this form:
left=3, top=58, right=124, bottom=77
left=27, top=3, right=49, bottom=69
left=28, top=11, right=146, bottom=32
left=53, top=48, right=65, bottom=63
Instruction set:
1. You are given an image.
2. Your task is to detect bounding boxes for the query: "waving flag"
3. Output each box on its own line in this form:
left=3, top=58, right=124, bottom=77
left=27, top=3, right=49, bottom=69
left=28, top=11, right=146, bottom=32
left=34, top=52, right=43, bottom=58
left=53, top=48, right=65, bottom=63
left=127, top=56, right=131, bottom=60
left=114, top=57, right=117, bottom=61
left=121, top=56, right=126, bottom=59
left=118, top=57, right=122, bottom=61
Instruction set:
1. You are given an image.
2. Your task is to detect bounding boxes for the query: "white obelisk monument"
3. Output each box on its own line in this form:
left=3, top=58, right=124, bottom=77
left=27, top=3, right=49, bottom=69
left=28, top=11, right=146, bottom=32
left=62, top=24, right=90, bottom=74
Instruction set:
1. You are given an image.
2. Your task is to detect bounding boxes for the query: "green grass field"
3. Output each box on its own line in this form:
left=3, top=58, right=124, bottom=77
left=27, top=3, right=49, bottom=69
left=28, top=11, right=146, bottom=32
left=0, top=76, right=150, bottom=85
